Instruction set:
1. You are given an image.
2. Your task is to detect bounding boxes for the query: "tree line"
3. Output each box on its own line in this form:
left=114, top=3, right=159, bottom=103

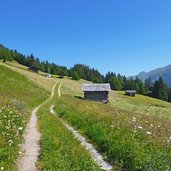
left=0, top=44, right=170, bottom=102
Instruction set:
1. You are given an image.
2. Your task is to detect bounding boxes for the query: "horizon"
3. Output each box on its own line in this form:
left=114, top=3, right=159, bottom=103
left=1, top=0, right=171, bottom=76
left=2, top=42, right=171, bottom=77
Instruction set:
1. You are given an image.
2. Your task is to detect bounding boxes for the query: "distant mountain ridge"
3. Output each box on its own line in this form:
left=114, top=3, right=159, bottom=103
left=131, top=65, right=171, bottom=87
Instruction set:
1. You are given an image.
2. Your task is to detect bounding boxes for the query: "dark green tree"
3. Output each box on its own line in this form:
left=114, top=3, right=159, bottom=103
left=152, top=77, right=168, bottom=101
left=109, top=77, right=122, bottom=90
left=167, top=88, right=171, bottom=102
left=72, top=71, right=80, bottom=81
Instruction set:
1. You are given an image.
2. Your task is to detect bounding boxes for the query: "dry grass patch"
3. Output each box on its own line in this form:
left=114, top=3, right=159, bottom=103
left=0, top=61, right=56, bottom=93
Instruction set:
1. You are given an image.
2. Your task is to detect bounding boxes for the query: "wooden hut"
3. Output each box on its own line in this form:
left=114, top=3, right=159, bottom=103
left=46, top=74, right=52, bottom=78
left=125, top=90, right=136, bottom=96
left=28, top=66, right=39, bottom=73
left=82, top=83, right=111, bottom=102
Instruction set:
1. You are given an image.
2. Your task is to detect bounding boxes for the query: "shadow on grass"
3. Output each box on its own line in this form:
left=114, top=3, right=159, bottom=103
left=74, top=96, right=84, bottom=100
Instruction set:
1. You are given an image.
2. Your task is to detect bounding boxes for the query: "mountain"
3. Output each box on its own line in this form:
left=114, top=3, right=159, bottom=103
left=131, top=65, right=171, bottom=87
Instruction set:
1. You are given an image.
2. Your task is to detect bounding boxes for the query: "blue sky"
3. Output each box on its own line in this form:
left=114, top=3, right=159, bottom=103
left=0, top=0, right=171, bottom=76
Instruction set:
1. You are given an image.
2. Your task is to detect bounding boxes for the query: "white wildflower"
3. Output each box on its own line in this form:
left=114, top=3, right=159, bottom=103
left=132, top=117, right=137, bottom=122
left=146, top=131, right=152, bottom=135
left=138, top=126, right=143, bottom=129
left=8, top=140, right=13, bottom=143
left=1, top=167, right=4, bottom=170
left=18, top=127, right=23, bottom=131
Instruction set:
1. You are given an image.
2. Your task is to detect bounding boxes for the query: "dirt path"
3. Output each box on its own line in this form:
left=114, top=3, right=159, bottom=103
left=17, top=81, right=58, bottom=171
left=50, top=81, right=113, bottom=171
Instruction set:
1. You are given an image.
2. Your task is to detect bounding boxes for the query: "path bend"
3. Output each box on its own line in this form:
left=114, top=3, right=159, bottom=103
left=50, top=81, right=113, bottom=171
left=17, top=80, right=58, bottom=171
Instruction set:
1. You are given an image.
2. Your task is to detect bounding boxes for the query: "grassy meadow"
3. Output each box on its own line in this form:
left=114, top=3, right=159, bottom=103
left=0, top=61, right=56, bottom=93
left=61, top=77, right=171, bottom=120
left=1, top=60, right=171, bottom=170
left=0, top=62, right=101, bottom=170
left=55, top=78, right=171, bottom=170
left=0, top=65, right=50, bottom=170
left=37, top=82, right=102, bottom=171
left=109, top=91, right=171, bottom=120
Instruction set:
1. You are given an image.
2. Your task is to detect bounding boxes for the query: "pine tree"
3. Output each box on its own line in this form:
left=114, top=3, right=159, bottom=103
left=72, top=71, right=80, bottom=81
left=152, top=77, right=168, bottom=101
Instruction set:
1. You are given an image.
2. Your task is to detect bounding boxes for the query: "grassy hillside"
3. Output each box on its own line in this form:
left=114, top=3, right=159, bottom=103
left=0, top=65, right=50, bottom=170
left=109, top=91, right=171, bottom=120
left=37, top=83, right=101, bottom=170
left=61, top=77, right=171, bottom=120
left=1, top=60, right=171, bottom=170
left=0, top=61, right=56, bottom=93
left=56, top=78, right=171, bottom=170
left=0, top=62, right=102, bottom=170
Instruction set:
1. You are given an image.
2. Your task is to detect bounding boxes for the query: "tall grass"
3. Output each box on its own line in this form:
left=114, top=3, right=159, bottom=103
left=37, top=84, right=101, bottom=171
left=0, top=65, right=49, bottom=170
left=0, top=61, right=56, bottom=93
left=56, top=94, right=171, bottom=170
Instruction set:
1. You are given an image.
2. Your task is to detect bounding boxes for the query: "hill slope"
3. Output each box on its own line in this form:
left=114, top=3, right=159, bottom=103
left=0, top=61, right=56, bottom=93
left=131, top=65, right=171, bottom=86
left=55, top=77, right=171, bottom=170
left=61, top=77, right=171, bottom=120
left=0, top=61, right=102, bottom=170
left=0, top=64, right=50, bottom=170
left=1, top=60, right=171, bottom=170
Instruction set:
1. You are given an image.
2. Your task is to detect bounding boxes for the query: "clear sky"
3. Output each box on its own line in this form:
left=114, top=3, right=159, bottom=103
left=0, top=0, right=171, bottom=76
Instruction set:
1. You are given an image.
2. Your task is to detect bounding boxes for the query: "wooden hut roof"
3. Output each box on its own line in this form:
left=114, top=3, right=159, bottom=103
left=82, top=83, right=111, bottom=92
left=28, top=65, right=39, bottom=70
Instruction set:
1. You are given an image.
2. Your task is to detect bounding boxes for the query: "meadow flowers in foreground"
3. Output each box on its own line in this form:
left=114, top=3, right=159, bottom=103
left=56, top=94, right=171, bottom=171
left=0, top=64, right=49, bottom=170
left=0, top=104, right=29, bottom=170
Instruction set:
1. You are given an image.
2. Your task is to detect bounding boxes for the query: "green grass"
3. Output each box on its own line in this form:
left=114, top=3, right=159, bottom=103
left=0, top=65, right=49, bottom=170
left=37, top=83, right=101, bottom=171
left=1, top=61, right=171, bottom=170
left=61, top=78, right=171, bottom=120
left=109, top=91, right=171, bottom=120
left=0, top=61, right=56, bottom=93
left=55, top=78, right=171, bottom=170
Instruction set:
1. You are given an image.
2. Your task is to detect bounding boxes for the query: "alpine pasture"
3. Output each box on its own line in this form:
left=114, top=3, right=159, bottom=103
left=0, top=63, right=49, bottom=170
left=1, top=61, right=171, bottom=170
left=0, top=62, right=102, bottom=170
left=37, top=82, right=102, bottom=170
left=56, top=78, right=171, bottom=170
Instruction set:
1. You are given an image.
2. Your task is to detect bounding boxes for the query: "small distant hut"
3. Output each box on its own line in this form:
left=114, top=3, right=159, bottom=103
left=82, top=83, right=111, bottom=102
left=125, top=90, right=136, bottom=97
left=46, top=74, right=52, bottom=78
left=28, top=66, right=39, bottom=73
